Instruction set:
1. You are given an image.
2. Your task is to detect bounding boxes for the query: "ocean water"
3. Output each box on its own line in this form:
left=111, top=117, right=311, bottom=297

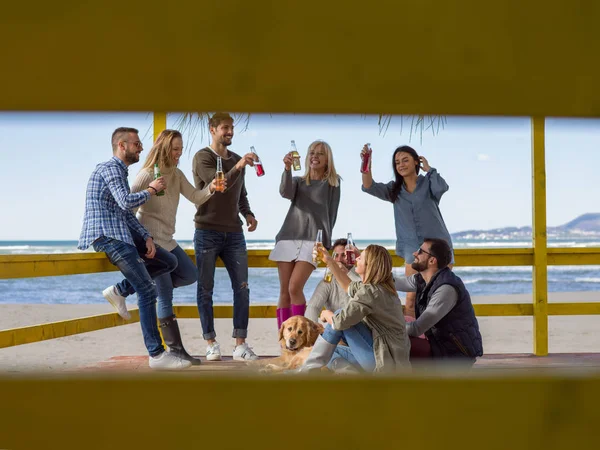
left=1, top=239, right=600, bottom=305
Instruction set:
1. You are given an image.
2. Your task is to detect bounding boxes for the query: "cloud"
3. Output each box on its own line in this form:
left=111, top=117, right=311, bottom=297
left=477, top=153, right=491, bottom=161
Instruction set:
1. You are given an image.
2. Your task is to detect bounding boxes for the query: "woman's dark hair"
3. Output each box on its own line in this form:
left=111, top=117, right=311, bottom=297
left=390, top=145, right=420, bottom=200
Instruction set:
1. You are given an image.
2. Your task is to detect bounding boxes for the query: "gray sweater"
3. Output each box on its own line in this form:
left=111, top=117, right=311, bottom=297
left=306, top=268, right=361, bottom=322
left=275, top=169, right=341, bottom=249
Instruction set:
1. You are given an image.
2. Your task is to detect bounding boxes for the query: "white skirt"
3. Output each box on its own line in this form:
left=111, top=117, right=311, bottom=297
left=269, top=240, right=318, bottom=268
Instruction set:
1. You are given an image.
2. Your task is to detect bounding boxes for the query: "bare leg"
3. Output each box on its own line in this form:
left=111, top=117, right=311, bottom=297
left=277, top=262, right=295, bottom=308
left=404, top=264, right=418, bottom=317
left=288, top=261, right=315, bottom=306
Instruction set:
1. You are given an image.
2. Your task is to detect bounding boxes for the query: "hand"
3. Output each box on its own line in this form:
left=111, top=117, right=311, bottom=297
left=336, top=262, right=349, bottom=275
left=149, top=176, right=166, bottom=194
left=419, top=156, right=431, bottom=172
left=283, top=152, right=293, bottom=171
left=319, top=309, right=334, bottom=324
left=317, top=245, right=332, bottom=264
left=235, top=153, right=257, bottom=171
left=246, top=214, right=258, bottom=232
left=145, top=238, right=156, bottom=259
left=351, top=244, right=361, bottom=258
left=209, top=177, right=226, bottom=193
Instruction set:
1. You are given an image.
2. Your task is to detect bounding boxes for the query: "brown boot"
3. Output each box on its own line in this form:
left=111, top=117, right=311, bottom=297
left=159, top=315, right=201, bottom=365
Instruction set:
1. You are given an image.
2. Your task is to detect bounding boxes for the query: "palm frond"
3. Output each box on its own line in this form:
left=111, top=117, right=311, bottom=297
left=162, top=113, right=446, bottom=150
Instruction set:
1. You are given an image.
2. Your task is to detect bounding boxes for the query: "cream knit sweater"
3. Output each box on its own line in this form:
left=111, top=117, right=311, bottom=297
left=131, top=167, right=213, bottom=251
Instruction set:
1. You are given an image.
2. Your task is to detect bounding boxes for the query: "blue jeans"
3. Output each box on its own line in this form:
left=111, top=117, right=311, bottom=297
left=154, top=245, right=197, bottom=319
left=93, top=236, right=177, bottom=357
left=322, top=319, right=376, bottom=372
left=194, top=229, right=249, bottom=340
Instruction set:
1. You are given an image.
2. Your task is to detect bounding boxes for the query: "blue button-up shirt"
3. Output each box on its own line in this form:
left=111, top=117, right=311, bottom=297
left=362, top=168, right=453, bottom=262
left=78, top=157, right=151, bottom=250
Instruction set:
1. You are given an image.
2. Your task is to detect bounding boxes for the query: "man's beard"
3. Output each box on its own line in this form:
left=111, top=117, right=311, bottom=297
left=124, top=149, right=139, bottom=165
left=411, top=259, right=428, bottom=272
left=220, top=136, right=233, bottom=146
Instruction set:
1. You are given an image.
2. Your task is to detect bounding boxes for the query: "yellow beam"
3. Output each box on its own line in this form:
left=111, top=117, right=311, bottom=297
left=4, top=302, right=600, bottom=349
left=531, top=117, right=548, bottom=356
left=4, top=248, right=588, bottom=280
left=3, top=1, right=600, bottom=117
left=153, top=112, right=167, bottom=141
left=2, top=375, right=600, bottom=450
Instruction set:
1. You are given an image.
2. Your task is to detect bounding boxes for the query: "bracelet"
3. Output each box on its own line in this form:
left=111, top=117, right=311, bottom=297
left=148, top=186, right=158, bottom=194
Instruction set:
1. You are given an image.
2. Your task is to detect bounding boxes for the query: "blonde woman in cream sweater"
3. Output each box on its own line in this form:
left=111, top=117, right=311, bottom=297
left=106, top=129, right=221, bottom=365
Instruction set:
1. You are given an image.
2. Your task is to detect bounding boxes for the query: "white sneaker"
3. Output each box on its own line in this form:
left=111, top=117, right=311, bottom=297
left=149, top=351, right=192, bottom=370
left=233, top=343, right=259, bottom=361
left=206, top=341, right=222, bottom=361
left=102, top=285, right=131, bottom=320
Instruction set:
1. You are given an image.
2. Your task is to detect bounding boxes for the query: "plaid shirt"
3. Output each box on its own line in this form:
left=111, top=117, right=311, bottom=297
left=78, top=157, right=151, bottom=250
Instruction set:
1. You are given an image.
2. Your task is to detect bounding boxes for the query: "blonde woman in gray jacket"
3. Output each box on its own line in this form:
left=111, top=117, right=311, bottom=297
left=300, top=244, right=411, bottom=373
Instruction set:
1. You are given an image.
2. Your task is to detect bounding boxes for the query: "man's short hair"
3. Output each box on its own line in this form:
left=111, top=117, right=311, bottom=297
left=209, top=112, right=233, bottom=130
left=111, top=127, right=139, bottom=152
left=423, top=238, right=452, bottom=269
left=332, top=238, right=348, bottom=249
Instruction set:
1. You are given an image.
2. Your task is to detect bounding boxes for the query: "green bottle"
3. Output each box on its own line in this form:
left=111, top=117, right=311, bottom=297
left=153, top=163, right=165, bottom=196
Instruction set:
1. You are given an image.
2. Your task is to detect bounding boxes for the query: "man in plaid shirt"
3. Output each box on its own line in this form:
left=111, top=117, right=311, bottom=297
left=78, top=127, right=192, bottom=370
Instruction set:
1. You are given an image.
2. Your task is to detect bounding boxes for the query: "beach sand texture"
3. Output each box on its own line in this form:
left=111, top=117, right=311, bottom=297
left=1, top=292, right=599, bottom=372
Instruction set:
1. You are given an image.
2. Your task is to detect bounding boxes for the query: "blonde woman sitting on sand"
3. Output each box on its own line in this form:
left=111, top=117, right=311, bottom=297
left=298, top=244, right=411, bottom=373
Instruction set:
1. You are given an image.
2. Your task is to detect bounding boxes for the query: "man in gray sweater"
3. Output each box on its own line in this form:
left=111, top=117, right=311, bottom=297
left=192, top=112, right=259, bottom=362
left=305, top=238, right=361, bottom=323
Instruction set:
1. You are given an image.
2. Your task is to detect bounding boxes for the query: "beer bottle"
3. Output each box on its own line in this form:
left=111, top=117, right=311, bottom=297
left=291, top=140, right=301, bottom=171
left=313, top=229, right=324, bottom=264
left=215, top=157, right=225, bottom=192
left=250, top=146, right=265, bottom=177
left=324, top=252, right=337, bottom=283
left=153, top=163, right=165, bottom=196
left=361, top=143, right=372, bottom=173
left=345, top=233, right=356, bottom=266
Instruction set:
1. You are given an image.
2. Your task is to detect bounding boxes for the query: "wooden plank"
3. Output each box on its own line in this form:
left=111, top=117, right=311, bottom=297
left=1, top=374, right=600, bottom=450
left=2, top=1, right=600, bottom=117
left=531, top=117, right=548, bottom=356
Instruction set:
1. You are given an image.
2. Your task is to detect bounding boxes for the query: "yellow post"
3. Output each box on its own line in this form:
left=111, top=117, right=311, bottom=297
left=153, top=112, right=167, bottom=141
left=531, top=117, right=548, bottom=356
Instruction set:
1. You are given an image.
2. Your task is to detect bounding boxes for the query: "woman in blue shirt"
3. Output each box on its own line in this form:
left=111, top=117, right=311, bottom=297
left=361, top=145, right=453, bottom=317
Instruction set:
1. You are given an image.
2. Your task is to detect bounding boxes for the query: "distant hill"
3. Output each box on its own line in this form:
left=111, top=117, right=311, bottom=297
left=451, top=213, right=600, bottom=240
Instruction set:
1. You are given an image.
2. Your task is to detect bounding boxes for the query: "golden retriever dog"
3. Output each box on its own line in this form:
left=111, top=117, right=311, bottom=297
left=248, top=315, right=324, bottom=373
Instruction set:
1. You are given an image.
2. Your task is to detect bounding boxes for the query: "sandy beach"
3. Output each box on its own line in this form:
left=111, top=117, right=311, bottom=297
left=1, top=291, right=599, bottom=372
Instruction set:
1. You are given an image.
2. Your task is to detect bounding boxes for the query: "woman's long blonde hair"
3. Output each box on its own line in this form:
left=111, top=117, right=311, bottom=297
left=362, top=245, right=397, bottom=295
left=141, top=129, right=183, bottom=172
left=302, top=140, right=340, bottom=187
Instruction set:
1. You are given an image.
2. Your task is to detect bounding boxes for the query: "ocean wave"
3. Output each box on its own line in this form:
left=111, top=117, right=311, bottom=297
left=574, top=277, right=600, bottom=283
left=464, top=278, right=532, bottom=285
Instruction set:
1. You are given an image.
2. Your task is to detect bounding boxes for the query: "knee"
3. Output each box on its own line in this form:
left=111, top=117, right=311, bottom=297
left=166, top=255, right=178, bottom=272
left=174, top=271, right=197, bottom=288
left=288, top=282, right=303, bottom=297
left=138, top=282, right=158, bottom=306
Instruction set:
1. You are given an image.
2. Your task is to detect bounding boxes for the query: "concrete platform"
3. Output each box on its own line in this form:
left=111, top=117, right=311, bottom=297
left=80, top=353, right=600, bottom=373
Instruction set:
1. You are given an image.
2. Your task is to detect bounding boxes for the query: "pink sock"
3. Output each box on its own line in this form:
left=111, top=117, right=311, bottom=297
left=291, top=304, right=306, bottom=317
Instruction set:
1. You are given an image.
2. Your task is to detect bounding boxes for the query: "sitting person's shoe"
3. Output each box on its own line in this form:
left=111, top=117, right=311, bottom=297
left=149, top=351, right=192, bottom=370
left=102, top=286, right=131, bottom=320
left=233, top=343, right=259, bottom=361
left=206, top=341, right=222, bottom=361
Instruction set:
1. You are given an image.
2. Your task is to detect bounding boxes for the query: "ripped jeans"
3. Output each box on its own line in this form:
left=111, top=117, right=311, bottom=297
left=194, top=229, right=249, bottom=340
left=92, top=236, right=177, bottom=357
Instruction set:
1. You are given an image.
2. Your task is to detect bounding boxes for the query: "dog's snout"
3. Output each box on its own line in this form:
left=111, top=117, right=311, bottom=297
left=288, top=338, right=296, bottom=346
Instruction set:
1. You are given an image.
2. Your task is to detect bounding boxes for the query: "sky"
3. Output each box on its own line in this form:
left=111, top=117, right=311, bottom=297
left=1, top=113, right=599, bottom=241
